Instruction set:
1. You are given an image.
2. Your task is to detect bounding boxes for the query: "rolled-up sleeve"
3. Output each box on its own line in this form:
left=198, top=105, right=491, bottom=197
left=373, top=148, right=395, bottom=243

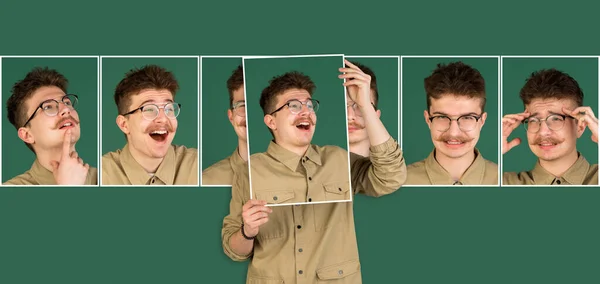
left=351, top=137, right=406, bottom=197
left=221, top=169, right=253, bottom=261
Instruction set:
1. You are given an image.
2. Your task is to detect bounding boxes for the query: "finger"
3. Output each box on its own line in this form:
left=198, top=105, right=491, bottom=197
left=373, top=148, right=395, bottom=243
left=248, top=217, right=269, bottom=228
left=247, top=211, right=270, bottom=221
left=338, top=73, right=369, bottom=81
left=84, top=163, right=90, bottom=171
left=70, top=151, right=79, bottom=159
left=343, top=59, right=360, bottom=70
left=243, top=199, right=267, bottom=211
left=505, top=138, right=521, bottom=153
left=245, top=205, right=272, bottom=217
left=62, top=129, right=72, bottom=157
left=78, top=157, right=83, bottom=164
left=50, top=160, right=59, bottom=172
left=339, top=67, right=363, bottom=74
left=343, top=80, right=369, bottom=87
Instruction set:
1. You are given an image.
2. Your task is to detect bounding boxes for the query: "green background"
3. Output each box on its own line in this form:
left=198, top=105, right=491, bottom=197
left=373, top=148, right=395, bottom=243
left=2, top=57, right=98, bottom=182
left=402, top=57, right=499, bottom=164
left=502, top=57, right=599, bottom=173
left=101, top=57, right=198, bottom=155
left=346, top=56, right=400, bottom=142
left=200, top=57, right=243, bottom=172
left=243, top=56, right=348, bottom=154
left=2, top=1, right=600, bottom=284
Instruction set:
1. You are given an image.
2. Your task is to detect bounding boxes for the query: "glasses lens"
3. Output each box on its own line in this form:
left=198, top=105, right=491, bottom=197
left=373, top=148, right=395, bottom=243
left=431, top=116, right=451, bottom=131
left=311, top=99, right=319, bottom=113
left=525, top=118, right=540, bottom=133
left=458, top=116, right=478, bottom=131
left=64, top=94, right=78, bottom=108
left=547, top=114, right=565, bottom=131
left=288, top=100, right=302, bottom=114
left=41, top=100, right=60, bottom=116
left=233, top=103, right=246, bottom=117
left=141, top=105, right=159, bottom=120
left=167, top=103, right=181, bottom=118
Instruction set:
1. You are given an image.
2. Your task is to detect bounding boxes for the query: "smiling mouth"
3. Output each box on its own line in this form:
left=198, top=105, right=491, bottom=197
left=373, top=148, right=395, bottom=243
left=59, top=121, right=75, bottom=129
left=445, top=140, right=465, bottom=146
left=538, top=142, right=558, bottom=147
left=149, top=130, right=168, bottom=142
left=296, top=122, right=311, bottom=131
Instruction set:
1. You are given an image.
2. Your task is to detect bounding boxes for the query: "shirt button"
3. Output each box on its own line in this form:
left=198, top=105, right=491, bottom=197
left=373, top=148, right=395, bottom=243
left=556, top=180, right=562, bottom=185
left=151, top=178, right=155, bottom=184
left=298, top=248, right=303, bottom=252
left=298, top=270, right=303, bottom=275
left=338, top=270, right=343, bottom=275
left=308, top=177, right=312, bottom=181
left=297, top=225, right=302, bottom=229
left=338, top=187, right=342, bottom=191
left=308, top=198, right=312, bottom=202
left=273, top=196, right=278, bottom=201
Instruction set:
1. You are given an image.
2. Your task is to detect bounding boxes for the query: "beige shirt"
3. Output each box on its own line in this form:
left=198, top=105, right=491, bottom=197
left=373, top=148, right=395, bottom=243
left=503, top=153, right=598, bottom=185
left=222, top=137, right=406, bottom=284
left=3, top=159, right=97, bottom=185
left=406, top=148, right=498, bottom=185
left=102, top=144, right=198, bottom=185
left=250, top=142, right=353, bottom=204
left=202, top=148, right=246, bottom=186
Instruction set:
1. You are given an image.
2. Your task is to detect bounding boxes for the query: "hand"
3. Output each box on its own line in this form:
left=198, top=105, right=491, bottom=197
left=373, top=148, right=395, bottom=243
left=241, top=199, right=272, bottom=238
left=502, top=111, right=530, bottom=154
left=339, top=59, right=372, bottom=109
left=50, top=129, right=90, bottom=185
left=564, top=106, right=598, bottom=143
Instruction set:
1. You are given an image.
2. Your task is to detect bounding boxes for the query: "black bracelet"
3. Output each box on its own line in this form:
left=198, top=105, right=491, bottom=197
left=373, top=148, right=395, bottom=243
left=241, top=224, right=255, bottom=240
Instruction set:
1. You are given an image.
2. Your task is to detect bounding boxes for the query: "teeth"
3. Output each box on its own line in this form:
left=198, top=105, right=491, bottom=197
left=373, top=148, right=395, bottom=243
left=63, top=122, right=72, bottom=127
left=540, top=143, right=554, bottom=146
left=151, top=130, right=167, bottom=134
left=446, top=141, right=462, bottom=145
left=298, top=122, right=309, bottom=126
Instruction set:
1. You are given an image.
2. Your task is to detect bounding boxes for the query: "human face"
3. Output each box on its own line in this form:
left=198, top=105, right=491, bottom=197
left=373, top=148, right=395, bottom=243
left=227, top=86, right=247, bottom=142
left=120, top=89, right=178, bottom=159
left=20, top=86, right=80, bottom=151
left=265, top=88, right=317, bottom=149
left=347, top=90, right=379, bottom=144
left=524, top=98, right=582, bottom=162
left=425, top=95, right=486, bottom=160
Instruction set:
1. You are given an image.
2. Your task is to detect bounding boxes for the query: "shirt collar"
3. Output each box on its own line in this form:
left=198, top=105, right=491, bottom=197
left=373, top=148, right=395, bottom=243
left=425, top=148, right=486, bottom=185
left=265, top=140, right=322, bottom=172
left=30, top=159, right=56, bottom=185
left=531, top=152, right=590, bottom=185
left=122, top=143, right=176, bottom=185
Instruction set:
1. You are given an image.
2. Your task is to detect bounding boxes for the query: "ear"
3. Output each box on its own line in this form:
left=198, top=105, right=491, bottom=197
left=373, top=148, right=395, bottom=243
left=424, top=110, right=431, bottom=129
left=376, top=109, right=381, bottom=119
left=227, top=109, right=234, bottom=125
left=264, top=114, right=277, bottom=131
left=480, top=112, right=487, bottom=127
left=116, top=115, right=130, bottom=135
left=17, top=127, right=35, bottom=144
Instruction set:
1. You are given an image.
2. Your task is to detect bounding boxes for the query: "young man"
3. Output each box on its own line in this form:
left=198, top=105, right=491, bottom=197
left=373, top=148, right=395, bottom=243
left=347, top=61, right=381, bottom=157
left=102, top=65, right=198, bottom=185
left=503, top=69, right=598, bottom=185
left=202, top=65, right=247, bottom=185
left=4, top=67, right=97, bottom=185
left=406, top=61, right=498, bottom=185
left=221, top=60, right=406, bottom=283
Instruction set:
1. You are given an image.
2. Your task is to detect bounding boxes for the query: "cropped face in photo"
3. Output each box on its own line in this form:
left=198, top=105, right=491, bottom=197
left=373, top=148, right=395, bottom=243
left=267, top=88, right=317, bottom=149
left=228, top=85, right=247, bottom=142
left=347, top=90, right=380, bottom=145
left=524, top=98, right=583, bottom=162
left=119, top=88, right=179, bottom=159
left=425, top=94, right=486, bottom=160
left=20, top=86, right=81, bottom=151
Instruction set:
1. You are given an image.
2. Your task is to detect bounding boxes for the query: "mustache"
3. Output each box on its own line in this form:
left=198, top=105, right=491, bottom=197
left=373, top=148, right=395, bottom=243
left=531, top=136, right=564, bottom=145
left=436, top=133, right=474, bottom=143
left=294, top=117, right=315, bottom=125
left=55, top=116, right=80, bottom=129
left=348, top=121, right=364, bottom=129
left=145, top=124, right=175, bottom=133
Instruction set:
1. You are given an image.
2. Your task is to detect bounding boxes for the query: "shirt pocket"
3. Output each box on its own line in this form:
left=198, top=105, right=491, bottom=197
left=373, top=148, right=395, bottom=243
left=323, top=181, right=351, bottom=202
left=247, top=275, right=284, bottom=284
left=316, top=259, right=361, bottom=282
left=255, top=190, right=295, bottom=205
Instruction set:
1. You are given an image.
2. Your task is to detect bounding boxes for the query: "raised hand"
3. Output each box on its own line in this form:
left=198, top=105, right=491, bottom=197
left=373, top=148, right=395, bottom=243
left=50, top=129, right=89, bottom=185
left=241, top=199, right=272, bottom=238
left=502, top=112, right=530, bottom=154
left=564, top=106, right=598, bottom=143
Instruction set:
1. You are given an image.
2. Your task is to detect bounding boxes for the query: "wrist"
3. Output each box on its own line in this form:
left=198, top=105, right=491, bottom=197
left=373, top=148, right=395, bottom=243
left=241, top=223, right=256, bottom=240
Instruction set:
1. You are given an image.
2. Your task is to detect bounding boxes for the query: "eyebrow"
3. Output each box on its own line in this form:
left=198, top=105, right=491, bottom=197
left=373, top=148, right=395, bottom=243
left=529, top=111, right=564, bottom=118
left=139, top=99, right=174, bottom=106
left=432, top=111, right=479, bottom=116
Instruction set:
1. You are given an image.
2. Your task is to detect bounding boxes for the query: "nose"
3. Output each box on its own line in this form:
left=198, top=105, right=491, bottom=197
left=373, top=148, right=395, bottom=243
left=154, top=108, right=169, bottom=123
left=58, top=102, right=72, bottom=117
left=446, top=119, right=461, bottom=135
left=347, top=105, right=356, bottom=120
left=538, top=120, right=552, bottom=135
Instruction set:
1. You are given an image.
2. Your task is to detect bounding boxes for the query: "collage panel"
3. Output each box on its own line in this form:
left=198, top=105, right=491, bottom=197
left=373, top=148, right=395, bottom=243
left=200, top=57, right=246, bottom=187
left=100, top=57, right=199, bottom=186
left=501, top=57, right=599, bottom=186
left=243, top=55, right=352, bottom=205
left=1, top=56, right=99, bottom=186
left=401, top=57, right=500, bottom=186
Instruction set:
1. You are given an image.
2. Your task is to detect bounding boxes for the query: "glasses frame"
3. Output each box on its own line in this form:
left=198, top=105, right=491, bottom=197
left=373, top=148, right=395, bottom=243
left=428, top=114, right=482, bottom=132
left=231, top=101, right=246, bottom=117
left=122, top=102, right=182, bottom=121
left=22, top=94, right=79, bottom=128
left=269, top=99, right=320, bottom=115
left=522, top=114, right=574, bottom=133
left=347, top=101, right=376, bottom=117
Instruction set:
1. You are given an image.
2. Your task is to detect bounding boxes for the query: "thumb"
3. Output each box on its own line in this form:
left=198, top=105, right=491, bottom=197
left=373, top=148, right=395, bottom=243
left=505, top=138, right=521, bottom=153
left=50, top=160, right=60, bottom=172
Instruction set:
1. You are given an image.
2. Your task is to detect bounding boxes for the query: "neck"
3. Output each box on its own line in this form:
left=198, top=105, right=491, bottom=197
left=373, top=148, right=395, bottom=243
left=128, top=144, right=164, bottom=173
left=434, top=148, right=476, bottom=181
left=237, top=139, right=248, bottom=162
left=350, top=140, right=370, bottom=157
left=36, top=145, right=76, bottom=172
left=539, top=150, right=579, bottom=177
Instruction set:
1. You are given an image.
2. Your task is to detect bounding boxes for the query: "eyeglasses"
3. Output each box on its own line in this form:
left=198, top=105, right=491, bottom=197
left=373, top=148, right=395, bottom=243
left=428, top=114, right=482, bottom=132
left=270, top=99, right=319, bottom=115
left=122, top=102, right=181, bottom=120
left=23, top=94, right=78, bottom=127
left=347, top=101, right=376, bottom=117
left=523, top=114, right=574, bottom=133
left=231, top=101, right=246, bottom=117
